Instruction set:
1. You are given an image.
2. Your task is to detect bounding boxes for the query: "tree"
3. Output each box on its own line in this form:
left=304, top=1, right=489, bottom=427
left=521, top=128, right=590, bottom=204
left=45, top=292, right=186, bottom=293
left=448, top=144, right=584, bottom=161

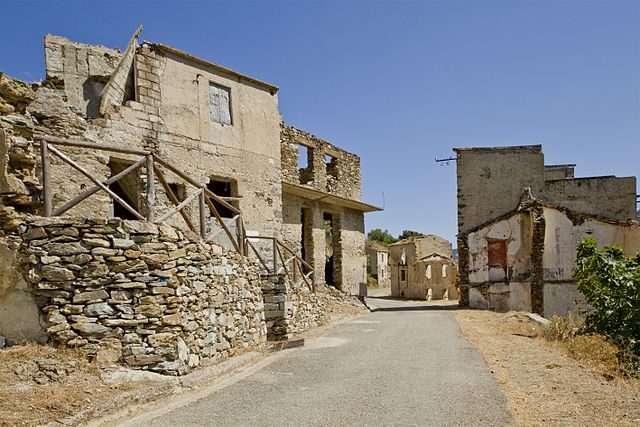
left=398, top=230, right=424, bottom=240
left=367, top=228, right=398, bottom=245
left=574, top=238, right=640, bottom=358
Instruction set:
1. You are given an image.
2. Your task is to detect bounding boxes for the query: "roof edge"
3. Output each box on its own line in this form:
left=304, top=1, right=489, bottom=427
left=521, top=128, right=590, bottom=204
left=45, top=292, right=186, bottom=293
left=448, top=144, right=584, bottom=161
left=147, top=42, right=279, bottom=94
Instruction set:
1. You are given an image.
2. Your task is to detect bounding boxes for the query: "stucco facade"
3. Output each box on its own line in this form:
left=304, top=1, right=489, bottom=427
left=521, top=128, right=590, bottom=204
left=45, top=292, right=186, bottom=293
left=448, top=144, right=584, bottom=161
left=455, top=145, right=639, bottom=316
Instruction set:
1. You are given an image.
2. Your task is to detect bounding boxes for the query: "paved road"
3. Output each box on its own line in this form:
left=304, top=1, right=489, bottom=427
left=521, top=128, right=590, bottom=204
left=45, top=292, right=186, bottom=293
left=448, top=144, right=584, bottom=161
left=139, top=296, right=513, bottom=426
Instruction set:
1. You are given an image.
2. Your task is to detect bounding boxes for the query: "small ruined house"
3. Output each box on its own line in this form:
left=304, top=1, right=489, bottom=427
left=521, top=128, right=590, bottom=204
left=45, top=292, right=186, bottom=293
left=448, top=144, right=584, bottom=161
left=366, top=241, right=390, bottom=287
left=454, top=145, right=639, bottom=316
left=389, top=235, right=458, bottom=300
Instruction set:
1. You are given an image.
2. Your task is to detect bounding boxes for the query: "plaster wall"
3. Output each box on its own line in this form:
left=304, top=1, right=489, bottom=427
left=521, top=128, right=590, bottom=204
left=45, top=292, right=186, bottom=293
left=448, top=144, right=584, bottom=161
left=543, top=176, right=637, bottom=222
left=0, top=237, right=46, bottom=344
left=542, top=207, right=640, bottom=282
left=467, top=212, right=532, bottom=284
left=455, top=146, right=544, bottom=233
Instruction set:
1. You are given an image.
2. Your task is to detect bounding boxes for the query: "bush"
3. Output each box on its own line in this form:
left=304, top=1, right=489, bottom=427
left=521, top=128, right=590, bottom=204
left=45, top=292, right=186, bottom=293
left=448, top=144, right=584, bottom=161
left=574, top=238, right=640, bottom=358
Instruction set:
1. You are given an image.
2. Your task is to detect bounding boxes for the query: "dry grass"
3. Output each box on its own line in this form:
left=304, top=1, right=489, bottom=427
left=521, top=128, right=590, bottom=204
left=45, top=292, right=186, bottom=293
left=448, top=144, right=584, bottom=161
left=0, top=343, right=145, bottom=426
left=454, top=309, right=640, bottom=426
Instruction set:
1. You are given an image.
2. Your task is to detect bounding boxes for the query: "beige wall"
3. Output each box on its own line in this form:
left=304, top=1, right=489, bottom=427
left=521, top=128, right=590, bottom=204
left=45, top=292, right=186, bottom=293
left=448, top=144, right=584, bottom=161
left=0, top=238, right=46, bottom=343
left=467, top=212, right=532, bottom=284
left=455, top=146, right=545, bottom=234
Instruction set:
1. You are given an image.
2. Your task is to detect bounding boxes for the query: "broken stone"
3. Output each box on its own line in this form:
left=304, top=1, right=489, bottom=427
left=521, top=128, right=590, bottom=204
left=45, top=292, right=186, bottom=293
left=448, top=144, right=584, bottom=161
left=72, top=289, right=109, bottom=303
left=71, top=322, right=110, bottom=337
left=84, top=302, right=115, bottom=316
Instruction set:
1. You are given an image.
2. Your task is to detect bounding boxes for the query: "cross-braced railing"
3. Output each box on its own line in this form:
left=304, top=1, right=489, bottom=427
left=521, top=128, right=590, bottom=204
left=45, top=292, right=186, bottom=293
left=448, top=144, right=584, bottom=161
left=36, top=134, right=315, bottom=292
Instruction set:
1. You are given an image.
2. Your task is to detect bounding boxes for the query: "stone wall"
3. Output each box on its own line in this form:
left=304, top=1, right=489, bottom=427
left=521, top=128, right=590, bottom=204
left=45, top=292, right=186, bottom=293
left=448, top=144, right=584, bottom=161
left=281, top=125, right=362, bottom=201
left=9, top=216, right=267, bottom=375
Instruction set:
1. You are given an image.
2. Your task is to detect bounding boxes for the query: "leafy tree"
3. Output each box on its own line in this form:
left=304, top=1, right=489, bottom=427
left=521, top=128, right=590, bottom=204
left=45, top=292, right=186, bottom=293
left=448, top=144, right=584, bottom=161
left=398, top=230, right=424, bottom=241
left=574, top=238, right=640, bottom=357
left=367, top=229, right=398, bottom=245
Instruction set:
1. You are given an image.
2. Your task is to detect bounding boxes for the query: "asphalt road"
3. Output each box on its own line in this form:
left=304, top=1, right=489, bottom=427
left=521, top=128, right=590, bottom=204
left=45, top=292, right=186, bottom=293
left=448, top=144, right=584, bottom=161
left=138, top=296, right=513, bottom=426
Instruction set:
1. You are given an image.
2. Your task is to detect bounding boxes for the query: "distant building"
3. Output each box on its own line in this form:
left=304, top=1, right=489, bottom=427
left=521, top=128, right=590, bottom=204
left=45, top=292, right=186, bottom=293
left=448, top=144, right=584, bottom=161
left=366, top=241, right=390, bottom=287
left=388, top=235, right=458, bottom=300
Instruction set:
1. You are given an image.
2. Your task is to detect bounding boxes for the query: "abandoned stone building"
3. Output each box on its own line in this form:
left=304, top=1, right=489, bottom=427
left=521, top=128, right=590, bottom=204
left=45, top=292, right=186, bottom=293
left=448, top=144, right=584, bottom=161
left=0, top=28, right=375, bottom=373
left=454, top=145, right=639, bottom=316
left=365, top=240, right=390, bottom=287
left=389, top=235, right=458, bottom=300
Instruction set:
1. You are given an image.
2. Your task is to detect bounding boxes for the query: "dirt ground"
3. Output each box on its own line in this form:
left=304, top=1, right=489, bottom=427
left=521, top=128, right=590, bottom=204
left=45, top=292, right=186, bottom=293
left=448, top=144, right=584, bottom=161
left=454, top=309, right=640, bottom=426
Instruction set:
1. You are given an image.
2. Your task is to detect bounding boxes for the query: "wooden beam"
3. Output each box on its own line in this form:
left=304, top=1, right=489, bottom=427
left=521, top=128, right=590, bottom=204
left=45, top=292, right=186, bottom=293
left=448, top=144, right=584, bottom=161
left=247, top=239, right=270, bottom=272
left=199, top=190, right=207, bottom=239
left=47, top=145, right=144, bottom=220
left=154, top=188, right=201, bottom=224
left=53, top=157, right=145, bottom=216
left=204, top=195, right=241, bottom=253
left=154, top=165, right=196, bottom=233
left=146, top=154, right=155, bottom=222
left=40, top=140, right=52, bottom=217
left=35, top=134, right=149, bottom=156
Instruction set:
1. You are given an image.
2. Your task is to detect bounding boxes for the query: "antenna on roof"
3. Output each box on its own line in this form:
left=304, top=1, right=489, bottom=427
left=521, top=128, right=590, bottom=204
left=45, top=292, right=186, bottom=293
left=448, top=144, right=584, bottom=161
left=435, top=156, right=456, bottom=166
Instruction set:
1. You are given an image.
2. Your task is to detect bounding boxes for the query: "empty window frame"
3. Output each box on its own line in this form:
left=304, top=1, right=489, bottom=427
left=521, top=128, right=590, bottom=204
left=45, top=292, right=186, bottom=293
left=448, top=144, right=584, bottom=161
left=442, top=264, right=447, bottom=278
left=207, top=177, right=238, bottom=218
left=400, top=269, right=407, bottom=282
left=168, top=183, right=186, bottom=202
left=209, top=83, right=232, bottom=125
left=487, top=239, right=508, bottom=282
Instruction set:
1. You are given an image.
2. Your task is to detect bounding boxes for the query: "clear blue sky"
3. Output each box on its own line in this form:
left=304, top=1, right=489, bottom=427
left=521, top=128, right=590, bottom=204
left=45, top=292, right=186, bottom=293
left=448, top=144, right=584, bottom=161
left=1, top=0, right=639, bottom=244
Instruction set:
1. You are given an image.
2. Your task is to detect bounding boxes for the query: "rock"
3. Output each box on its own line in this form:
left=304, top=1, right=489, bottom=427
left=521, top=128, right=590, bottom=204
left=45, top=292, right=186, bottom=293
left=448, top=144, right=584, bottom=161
left=112, top=238, right=135, bottom=249
left=40, top=265, right=75, bottom=281
left=112, top=259, right=146, bottom=273
left=47, top=242, right=89, bottom=256
left=84, top=238, right=111, bottom=248
left=84, top=302, right=115, bottom=316
left=135, top=304, right=165, bottom=318
left=123, top=221, right=159, bottom=235
left=147, top=332, right=176, bottom=347
left=72, top=322, right=110, bottom=337
left=162, top=314, right=182, bottom=326
left=73, top=289, right=109, bottom=303
left=23, top=227, right=47, bottom=241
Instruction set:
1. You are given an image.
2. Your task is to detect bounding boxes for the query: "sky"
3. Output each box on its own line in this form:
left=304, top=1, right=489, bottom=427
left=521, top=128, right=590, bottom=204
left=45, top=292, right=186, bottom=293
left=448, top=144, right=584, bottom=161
left=1, top=0, right=639, bottom=244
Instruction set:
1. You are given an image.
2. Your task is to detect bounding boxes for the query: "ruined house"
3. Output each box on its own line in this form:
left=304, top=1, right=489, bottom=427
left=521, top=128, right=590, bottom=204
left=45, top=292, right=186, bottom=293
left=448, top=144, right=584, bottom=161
left=389, top=235, right=458, bottom=300
left=454, top=145, right=639, bottom=316
left=365, top=240, right=390, bottom=287
left=0, top=28, right=375, bottom=373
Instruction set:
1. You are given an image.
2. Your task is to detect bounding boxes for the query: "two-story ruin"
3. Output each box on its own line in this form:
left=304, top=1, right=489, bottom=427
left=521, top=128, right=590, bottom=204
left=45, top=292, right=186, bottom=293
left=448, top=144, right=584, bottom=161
left=0, top=28, right=376, bottom=373
left=454, top=145, right=639, bottom=317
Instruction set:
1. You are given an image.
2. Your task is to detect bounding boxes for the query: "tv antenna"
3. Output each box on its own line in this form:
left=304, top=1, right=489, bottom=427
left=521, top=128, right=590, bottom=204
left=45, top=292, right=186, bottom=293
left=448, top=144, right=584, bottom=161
left=435, top=156, right=456, bottom=166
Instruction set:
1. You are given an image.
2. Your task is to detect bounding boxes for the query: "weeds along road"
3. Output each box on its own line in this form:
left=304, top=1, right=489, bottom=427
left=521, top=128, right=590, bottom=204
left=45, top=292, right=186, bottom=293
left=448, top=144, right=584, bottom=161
left=129, top=296, right=513, bottom=427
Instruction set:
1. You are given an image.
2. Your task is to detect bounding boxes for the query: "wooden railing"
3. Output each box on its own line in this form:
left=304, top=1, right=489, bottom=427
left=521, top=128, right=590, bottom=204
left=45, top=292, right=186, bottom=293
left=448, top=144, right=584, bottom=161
left=36, top=134, right=315, bottom=291
left=245, top=236, right=316, bottom=292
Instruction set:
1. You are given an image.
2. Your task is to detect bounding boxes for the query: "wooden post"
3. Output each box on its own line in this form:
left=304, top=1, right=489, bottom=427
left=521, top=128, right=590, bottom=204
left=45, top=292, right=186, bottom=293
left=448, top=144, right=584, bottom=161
left=199, top=189, right=207, bottom=239
left=272, top=238, right=278, bottom=274
left=236, top=215, right=244, bottom=256
left=146, top=154, right=155, bottom=222
left=40, top=140, right=52, bottom=217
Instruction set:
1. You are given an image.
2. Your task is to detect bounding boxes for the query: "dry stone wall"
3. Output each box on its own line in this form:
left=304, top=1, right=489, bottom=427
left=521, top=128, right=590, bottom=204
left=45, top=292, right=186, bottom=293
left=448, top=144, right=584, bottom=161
left=16, top=216, right=267, bottom=375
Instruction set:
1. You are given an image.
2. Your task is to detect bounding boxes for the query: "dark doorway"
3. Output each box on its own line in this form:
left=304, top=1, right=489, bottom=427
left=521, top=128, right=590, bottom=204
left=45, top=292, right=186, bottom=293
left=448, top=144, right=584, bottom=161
left=301, top=208, right=313, bottom=266
left=108, top=160, right=139, bottom=220
left=323, top=212, right=335, bottom=287
left=207, top=177, right=237, bottom=218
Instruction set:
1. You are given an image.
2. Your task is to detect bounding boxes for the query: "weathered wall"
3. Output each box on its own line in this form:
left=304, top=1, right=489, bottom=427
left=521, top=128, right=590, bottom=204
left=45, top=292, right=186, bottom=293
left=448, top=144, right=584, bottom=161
left=454, top=146, right=545, bottom=234
left=9, top=216, right=267, bottom=374
left=543, top=176, right=637, bottom=223
left=281, top=125, right=362, bottom=201
left=367, top=248, right=390, bottom=287
left=339, top=208, right=367, bottom=295
left=45, top=35, right=124, bottom=118
left=0, top=235, right=47, bottom=344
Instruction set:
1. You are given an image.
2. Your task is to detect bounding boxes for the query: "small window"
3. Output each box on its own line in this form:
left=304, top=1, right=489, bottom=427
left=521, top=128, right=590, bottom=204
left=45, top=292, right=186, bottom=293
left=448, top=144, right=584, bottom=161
left=400, top=269, right=406, bottom=282
left=207, top=177, right=238, bottom=218
left=426, top=265, right=432, bottom=279
left=168, top=183, right=186, bottom=202
left=209, top=83, right=232, bottom=125
left=298, top=145, right=309, bottom=169
left=442, top=264, right=447, bottom=278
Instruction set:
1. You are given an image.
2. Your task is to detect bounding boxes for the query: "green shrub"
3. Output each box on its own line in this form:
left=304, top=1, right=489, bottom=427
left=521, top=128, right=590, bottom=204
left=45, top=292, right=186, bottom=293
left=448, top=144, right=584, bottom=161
left=574, top=238, right=640, bottom=357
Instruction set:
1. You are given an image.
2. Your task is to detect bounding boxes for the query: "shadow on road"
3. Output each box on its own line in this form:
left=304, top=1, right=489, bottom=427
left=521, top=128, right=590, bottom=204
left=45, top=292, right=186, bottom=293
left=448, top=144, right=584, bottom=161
left=366, top=296, right=460, bottom=312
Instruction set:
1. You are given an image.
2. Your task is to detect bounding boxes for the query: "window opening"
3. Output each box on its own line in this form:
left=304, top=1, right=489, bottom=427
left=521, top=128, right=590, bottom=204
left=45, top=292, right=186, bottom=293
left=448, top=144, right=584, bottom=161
left=207, top=177, right=237, bottom=218
left=108, top=159, right=139, bottom=220
left=209, top=83, right=232, bottom=125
